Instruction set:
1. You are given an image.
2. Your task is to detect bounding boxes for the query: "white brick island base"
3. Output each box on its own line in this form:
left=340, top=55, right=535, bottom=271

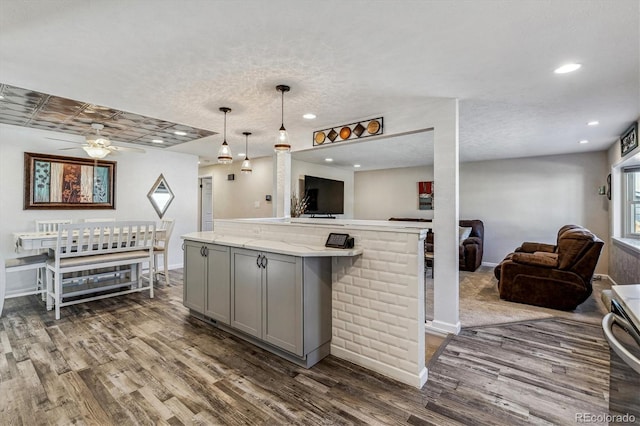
left=211, top=218, right=430, bottom=388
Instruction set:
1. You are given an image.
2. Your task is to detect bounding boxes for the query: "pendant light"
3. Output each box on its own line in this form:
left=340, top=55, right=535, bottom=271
left=241, top=131, right=253, bottom=174
left=217, top=107, right=233, bottom=164
left=274, top=84, right=291, bottom=152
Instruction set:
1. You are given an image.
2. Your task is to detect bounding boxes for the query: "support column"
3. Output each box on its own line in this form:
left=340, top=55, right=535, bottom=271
left=273, top=150, right=291, bottom=218
left=428, top=99, right=461, bottom=335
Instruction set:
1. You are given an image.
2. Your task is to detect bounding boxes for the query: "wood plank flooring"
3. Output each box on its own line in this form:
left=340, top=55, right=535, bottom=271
left=0, top=270, right=616, bottom=425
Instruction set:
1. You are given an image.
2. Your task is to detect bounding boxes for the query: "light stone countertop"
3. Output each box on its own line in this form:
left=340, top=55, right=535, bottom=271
left=613, top=284, right=640, bottom=329
left=214, top=217, right=431, bottom=233
left=181, top=232, right=363, bottom=258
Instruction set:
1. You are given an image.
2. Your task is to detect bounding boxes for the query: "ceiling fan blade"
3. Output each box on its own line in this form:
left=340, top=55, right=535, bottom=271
left=109, top=145, right=146, bottom=153
left=46, top=137, right=83, bottom=144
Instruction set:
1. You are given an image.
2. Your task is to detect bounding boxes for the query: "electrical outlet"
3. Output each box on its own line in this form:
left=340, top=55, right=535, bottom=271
left=254, top=201, right=260, bottom=209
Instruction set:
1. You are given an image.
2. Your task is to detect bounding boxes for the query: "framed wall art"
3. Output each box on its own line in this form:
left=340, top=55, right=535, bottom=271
left=620, top=122, right=638, bottom=157
left=24, top=152, right=116, bottom=210
left=418, top=181, right=434, bottom=210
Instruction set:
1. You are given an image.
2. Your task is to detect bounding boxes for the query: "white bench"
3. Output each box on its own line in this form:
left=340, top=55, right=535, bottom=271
left=45, top=221, right=156, bottom=320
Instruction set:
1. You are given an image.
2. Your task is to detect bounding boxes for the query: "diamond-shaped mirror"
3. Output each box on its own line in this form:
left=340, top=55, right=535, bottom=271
left=147, top=174, right=174, bottom=218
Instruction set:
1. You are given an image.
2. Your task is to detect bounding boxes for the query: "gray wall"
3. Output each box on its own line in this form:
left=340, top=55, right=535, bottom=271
left=353, top=151, right=609, bottom=274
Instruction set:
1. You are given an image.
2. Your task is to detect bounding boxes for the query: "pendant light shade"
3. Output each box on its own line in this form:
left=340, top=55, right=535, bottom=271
left=274, top=85, right=291, bottom=152
left=217, top=107, right=233, bottom=164
left=241, top=131, right=253, bottom=174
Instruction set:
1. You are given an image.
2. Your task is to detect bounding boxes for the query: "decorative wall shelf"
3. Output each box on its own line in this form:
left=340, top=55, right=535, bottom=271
left=313, top=117, right=383, bottom=147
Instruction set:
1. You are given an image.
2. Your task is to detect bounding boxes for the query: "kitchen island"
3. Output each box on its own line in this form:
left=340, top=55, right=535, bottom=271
left=182, top=218, right=430, bottom=387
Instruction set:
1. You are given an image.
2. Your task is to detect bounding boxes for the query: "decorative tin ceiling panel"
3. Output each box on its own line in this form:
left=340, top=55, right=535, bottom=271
left=0, top=83, right=215, bottom=148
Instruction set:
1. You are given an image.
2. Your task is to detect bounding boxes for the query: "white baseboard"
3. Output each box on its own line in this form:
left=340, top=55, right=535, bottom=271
left=482, top=261, right=498, bottom=267
left=426, top=319, right=461, bottom=335
left=595, top=273, right=616, bottom=285
left=331, top=345, right=428, bottom=389
left=425, top=325, right=449, bottom=338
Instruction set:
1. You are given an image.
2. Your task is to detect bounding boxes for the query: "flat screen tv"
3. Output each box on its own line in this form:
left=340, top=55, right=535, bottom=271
left=304, top=175, right=344, bottom=215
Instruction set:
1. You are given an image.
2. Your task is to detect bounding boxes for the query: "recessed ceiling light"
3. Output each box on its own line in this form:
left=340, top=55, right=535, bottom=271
left=354, top=164, right=361, bottom=168
left=152, top=139, right=164, bottom=144
left=554, top=63, right=581, bottom=74
left=579, top=139, right=589, bottom=144
left=237, top=152, right=245, bottom=157
left=303, top=113, right=316, bottom=120
left=325, top=158, right=333, bottom=162
left=174, top=130, right=187, bottom=136
left=587, top=121, right=599, bottom=126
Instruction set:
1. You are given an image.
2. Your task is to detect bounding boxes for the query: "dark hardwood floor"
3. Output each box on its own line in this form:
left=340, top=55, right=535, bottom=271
left=0, top=270, right=614, bottom=425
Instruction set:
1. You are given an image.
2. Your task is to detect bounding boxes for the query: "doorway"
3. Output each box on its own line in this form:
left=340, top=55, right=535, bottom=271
left=200, top=176, right=213, bottom=231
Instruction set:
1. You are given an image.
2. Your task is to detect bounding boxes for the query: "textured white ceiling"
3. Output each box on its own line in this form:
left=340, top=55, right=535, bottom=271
left=0, top=0, right=638, bottom=166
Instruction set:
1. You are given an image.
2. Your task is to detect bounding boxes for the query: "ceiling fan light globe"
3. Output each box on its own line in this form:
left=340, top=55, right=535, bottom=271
left=83, top=146, right=110, bottom=159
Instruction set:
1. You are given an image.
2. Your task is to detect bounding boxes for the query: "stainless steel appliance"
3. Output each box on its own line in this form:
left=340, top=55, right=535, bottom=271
left=602, top=285, right=640, bottom=424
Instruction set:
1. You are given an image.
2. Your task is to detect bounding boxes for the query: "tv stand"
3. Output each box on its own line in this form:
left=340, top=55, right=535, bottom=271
left=310, top=214, right=336, bottom=219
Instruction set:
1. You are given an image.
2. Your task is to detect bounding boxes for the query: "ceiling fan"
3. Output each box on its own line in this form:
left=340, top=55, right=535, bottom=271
left=51, top=123, right=146, bottom=158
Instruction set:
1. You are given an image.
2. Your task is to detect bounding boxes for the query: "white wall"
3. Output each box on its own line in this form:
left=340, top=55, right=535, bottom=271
left=199, top=156, right=274, bottom=219
left=354, top=166, right=434, bottom=220
left=353, top=151, right=610, bottom=273
left=291, top=159, right=355, bottom=218
left=0, top=124, right=199, bottom=294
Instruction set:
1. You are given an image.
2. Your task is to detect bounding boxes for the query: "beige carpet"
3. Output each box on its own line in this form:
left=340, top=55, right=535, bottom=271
left=426, top=265, right=610, bottom=328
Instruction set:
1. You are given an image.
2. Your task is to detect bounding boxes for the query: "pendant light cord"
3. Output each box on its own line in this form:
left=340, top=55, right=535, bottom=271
left=223, top=110, right=227, bottom=142
left=245, top=133, right=249, bottom=158
left=281, top=90, right=284, bottom=128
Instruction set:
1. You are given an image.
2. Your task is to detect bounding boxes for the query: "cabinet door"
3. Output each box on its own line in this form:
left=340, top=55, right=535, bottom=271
left=230, top=248, right=262, bottom=338
left=204, top=244, right=230, bottom=324
left=263, top=253, right=303, bottom=356
left=183, top=240, right=206, bottom=313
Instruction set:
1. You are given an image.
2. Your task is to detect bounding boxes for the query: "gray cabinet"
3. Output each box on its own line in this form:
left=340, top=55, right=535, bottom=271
left=230, top=247, right=332, bottom=364
left=204, top=244, right=231, bottom=324
left=183, top=240, right=230, bottom=324
left=184, top=240, right=332, bottom=367
left=230, top=248, right=263, bottom=337
left=183, top=240, right=206, bottom=313
left=263, top=251, right=302, bottom=355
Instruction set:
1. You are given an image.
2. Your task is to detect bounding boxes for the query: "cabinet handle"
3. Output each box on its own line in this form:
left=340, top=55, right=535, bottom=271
left=261, top=255, right=268, bottom=268
left=204, top=246, right=209, bottom=257
left=200, top=246, right=204, bottom=257
left=256, top=254, right=261, bottom=268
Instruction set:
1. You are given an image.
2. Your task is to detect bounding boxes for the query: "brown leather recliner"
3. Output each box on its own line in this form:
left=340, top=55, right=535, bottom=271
left=458, top=220, right=484, bottom=272
left=494, top=225, right=604, bottom=311
left=494, top=224, right=581, bottom=281
left=388, top=218, right=484, bottom=272
left=424, top=220, right=484, bottom=272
